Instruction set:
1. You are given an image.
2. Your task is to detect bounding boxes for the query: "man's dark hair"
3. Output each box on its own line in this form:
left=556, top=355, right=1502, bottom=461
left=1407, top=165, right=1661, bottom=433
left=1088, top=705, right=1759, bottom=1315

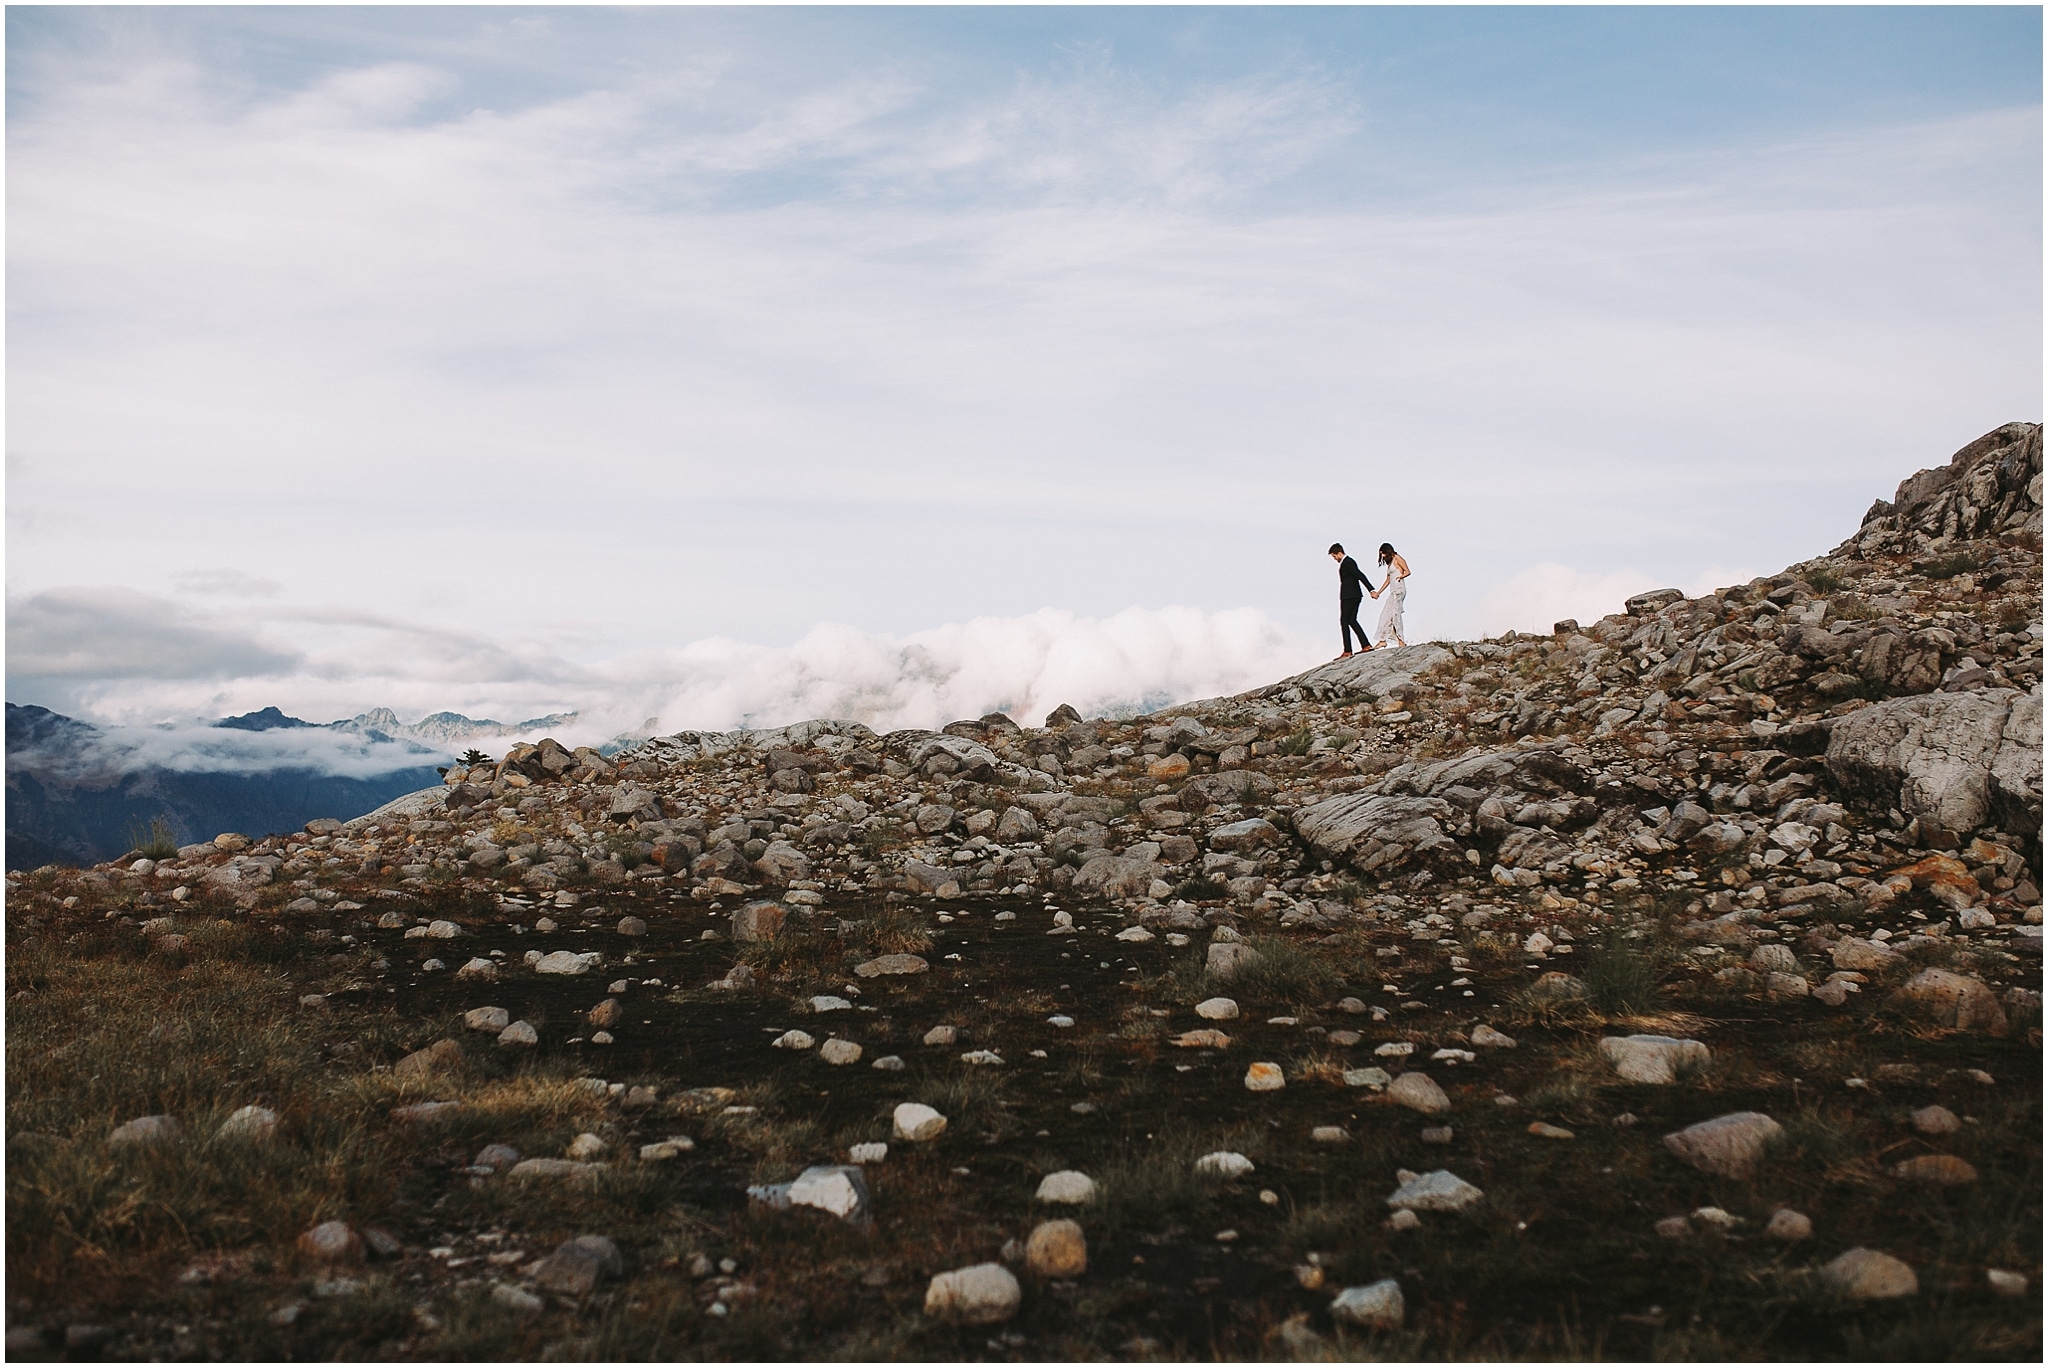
left=1328, top=543, right=1344, bottom=555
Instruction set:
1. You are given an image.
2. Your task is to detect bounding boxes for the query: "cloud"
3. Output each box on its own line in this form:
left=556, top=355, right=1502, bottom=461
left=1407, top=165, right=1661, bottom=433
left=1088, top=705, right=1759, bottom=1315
left=6, top=588, right=303, bottom=681
left=8, top=592, right=1324, bottom=762
left=172, top=569, right=283, bottom=597
left=11, top=715, right=447, bottom=782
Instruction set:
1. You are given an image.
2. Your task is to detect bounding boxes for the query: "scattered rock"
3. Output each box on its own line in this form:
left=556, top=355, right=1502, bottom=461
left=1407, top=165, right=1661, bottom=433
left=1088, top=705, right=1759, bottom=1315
left=773, top=1030, right=816, bottom=1050
left=1830, top=938, right=1898, bottom=972
left=923, top=1025, right=959, bottom=1046
left=1173, top=1029, right=1231, bottom=1048
left=1987, top=1269, right=2029, bottom=1297
left=1821, top=1247, right=1918, bottom=1300
left=732, top=902, right=787, bottom=942
left=751, top=1165, right=873, bottom=1222
left=1663, top=1112, right=1783, bottom=1179
left=589, top=999, right=621, bottom=1029
left=1765, top=1208, right=1813, bottom=1243
left=296, top=1221, right=361, bottom=1264
left=1388, top=1072, right=1450, bottom=1115
left=1526, top=972, right=1588, bottom=1001
left=924, top=1262, right=1022, bottom=1325
left=566, top=1132, right=608, bottom=1160
left=1895, top=968, right=2009, bottom=1034
left=1195, top=996, right=1240, bottom=1020
left=1206, top=942, right=1261, bottom=979
left=1036, top=1171, right=1097, bottom=1204
left=215, top=1105, right=279, bottom=1144
left=1893, top=1154, right=1977, bottom=1186
left=1025, top=1219, right=1088, bottom=1278
left=819, top=1038, right=863, bottom=1066
left=854, top=954, right=930, bottom=978
left=508, top=1158, right=604, bottom=1182
left=534, top=1235, right=623, bottom=1296
left=1471, top=1025, right=1517, bottom=1049
left=1386, top=1169, right=1483, bottom=1213
left=1329, top=1279, right=1404, bottom=1330
left=1245, top=1062, right=1285, bottom=1091
left=1599, top=1035, right=1710, bottom=1085
left=1313, top=1126, right=1351, bottom=1143
left=108, top=1114, right=182, bottom=1148
left=1527, top=1122, right=1574, bottom=1140
left=392, top=1038, right=464, bottom=1080
left=893, top=1103, right=948, bottom=1142
left=492, top=1283, right=545, bottom=1315
left=1911, top=1105, right=1961, bottom=1137
left=534, top=950, right=599, bottom=976
left=849, top=1142, right=888, bottom=1164
left=1195, top=1151, right=1255, bottom=1178
left=497, top=1020, right=539, bottom=1047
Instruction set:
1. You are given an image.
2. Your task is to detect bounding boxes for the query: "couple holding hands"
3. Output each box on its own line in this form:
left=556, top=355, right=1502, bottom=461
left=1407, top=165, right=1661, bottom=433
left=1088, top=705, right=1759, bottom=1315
left=1328, top=542, right=1409, bottom=657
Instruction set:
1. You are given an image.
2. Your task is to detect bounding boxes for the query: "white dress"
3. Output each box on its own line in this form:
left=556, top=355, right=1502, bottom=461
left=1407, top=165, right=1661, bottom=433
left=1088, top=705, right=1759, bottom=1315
left=1376, top=570, right=1407, bottom=643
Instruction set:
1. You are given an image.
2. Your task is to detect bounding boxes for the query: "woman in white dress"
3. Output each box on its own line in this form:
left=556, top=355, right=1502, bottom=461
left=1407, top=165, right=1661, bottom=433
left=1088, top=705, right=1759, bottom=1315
left=1370, top=542, right=1409, bottom=648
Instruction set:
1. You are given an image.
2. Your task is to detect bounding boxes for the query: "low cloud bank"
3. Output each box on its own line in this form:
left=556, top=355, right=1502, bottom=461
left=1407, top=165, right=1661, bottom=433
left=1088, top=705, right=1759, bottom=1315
left=11, top=712, right=447, bottom=782
left=1474, top=562, right=1754, bottom=640
left=9, top=601, right=1326, bottom=776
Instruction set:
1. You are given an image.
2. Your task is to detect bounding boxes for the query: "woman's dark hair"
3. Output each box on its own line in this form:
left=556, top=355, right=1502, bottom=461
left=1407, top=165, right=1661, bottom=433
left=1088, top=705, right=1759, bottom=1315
left=1378, top=542, right=1396, bottom=563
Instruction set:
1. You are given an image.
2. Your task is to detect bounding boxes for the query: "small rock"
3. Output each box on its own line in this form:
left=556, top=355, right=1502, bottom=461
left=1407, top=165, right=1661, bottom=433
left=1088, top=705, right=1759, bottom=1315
left=296, top=1220, right=361, bottom=1263
left=854, top=954, right=929, bottom=978
left=1471, top=1025, right=1517, bottom=1048
left=1892, top=1154, right=1977, bottom=1186
left=1173, top=1028, right=1232, bottom=1048
left=1388, top=1072, right=1450, bottom=1115
left=750, top=1164, right=872, bottom=1222
left=923, top=1025, right=959, bottom=1046
left=1655, top=1215, right=1693, bottom=1239
left=1765, top=1208, right=1812, bottom=1243
left=1420, top=1125, right=1453, bottom=1145
left=1911, top=1104, right=1961, bottom=1137
left=1821, top=1247, right=1918, bottom=1300
left=811, top=995, right=853, bottom=1013
left=508, top=1158, right=603, bottom=1181
left=566, top=1132, right=608, bottom=1160
left=773, top=1029, right=816, bottom=1050
left=819, top=1038, right=863, bottom=1066
left=464, top=999, right=512, bottom=1032
left=108, top=1114, right=182, bottom=1148
left=893, top=1103, right=948, bottom=1142
left=1986, top=1269, right=2029, bottom=1297
left=492, top=1283, right=545, bottom=1314
left=924, top=1262, right=1022, bottom=1324
left=959, top=1050, right=1005, bottom=1066
left=871, top=1055, right=905, bottom=1071
left=1245, top=1062, right=1285, bottom=1091
left=1662, top=1112, right=1782, bottom=1178
left=1374, top=1041, right=1415, bottom=1058
left=1195, top=996, right=1240, bottom=1020
left=1599, top=1035, right=1710, bottom=1085
left=1527, top=1122, right=1574, bottom=1140
left=639, top=1137, right=695, bottom=1161
left=215, top=1105, right=279, bottom=1144
left=1025, top=1219, right=1088, bottom=1278
left=1343, top=1067, right=1392, bottom=1089
left=589, top=999, right=621, bottom=1029
left=1385, top=1208, right=1422, bottom=1231
left=472, top=1143, right=521, bottom=1170
left=617, top=916, right=647, bottom=937
left=455, top=958, right=498, bottom=982
left=391, top=1101, right=463, bottom=1124
left=1312, top=1125, right=1351, bottom=1143
left=1194, top=1150, right=1255, bottom=1178
left=424, top=920, right=462, bottom=939
left=1115, top=926, right=1155, bottom=943
left=1691, top=1206, right=1739, bottom=1230
left=535, top=950, right=599, bottom=976
left=1329, top=1279, right=1404, bottom=1330
left=1526, top=971, right=1588, bottom=1001
left=1206, top=941, right=1260, bottom=979
left=534, top=1235, right=623, bottom=1296
left=1036, top=1170, right=1097, bottom=1204
left=1830, top=938, right=1898, bottom=972
left=849, top=1142, right=888, bottom=1164
left=1386, top=1169, right=1483, bottom=1212
left=497, top=1020, right=539, bottom=1047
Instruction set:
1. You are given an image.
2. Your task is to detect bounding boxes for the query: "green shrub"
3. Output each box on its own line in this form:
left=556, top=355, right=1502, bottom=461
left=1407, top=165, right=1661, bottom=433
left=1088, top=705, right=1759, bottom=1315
left=125, top=816, right=180, bottom=860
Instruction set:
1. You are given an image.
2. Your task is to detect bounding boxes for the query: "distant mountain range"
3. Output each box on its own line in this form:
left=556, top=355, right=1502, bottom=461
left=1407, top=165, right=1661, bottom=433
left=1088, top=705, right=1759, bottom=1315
left=4, top=703, right=577, bottom=870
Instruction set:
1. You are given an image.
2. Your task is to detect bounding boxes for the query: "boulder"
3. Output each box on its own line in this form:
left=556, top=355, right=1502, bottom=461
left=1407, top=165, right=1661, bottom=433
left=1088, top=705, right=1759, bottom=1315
left=1826, top=688, right=2038, bottom=836
left=732, top=902, right=787, bottom=942
left=1388, top=1073, right=1450, bottom=1115
left=1385, top=1168, right=1483, bottom=1212
left=1292, top=793, right=1458, bottom=875
left=1035, top=1171, right=1097, bottom=1204
left=1821, top=1247, right=1918, bottom=1300
left=1209, top=818, right=1282, bottom=852
left=1072, top=854, right=1165, bottom=899
left=108, top=1114, right=182, bottom=1148
left=924, top=1263, right=1022, bottom=1325
left=1894, top=968, right=2009, bottom=1034
left=892, top=1103, right=947, bottom=1142
left=1663, top=1112, right=1782, bottom=1178
left=1329, top=1279, right=1405, bottom=1330
left=854, top=954, right=929, bottom=978
left=534, top=1235, right=623, bottom=1296
left=392, top=1038, right=463, bottom=1081
left=1599, top=1035, right=1710, bottom=1085
left=1025, top=1219, right=1088, bottom=1278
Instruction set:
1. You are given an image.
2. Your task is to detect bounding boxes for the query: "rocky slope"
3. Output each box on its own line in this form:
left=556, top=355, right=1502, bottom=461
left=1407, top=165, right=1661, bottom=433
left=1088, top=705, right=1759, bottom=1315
left=50, top=424, right=2035, bottom=974
left=5, top=422, right=2039, bottom=1360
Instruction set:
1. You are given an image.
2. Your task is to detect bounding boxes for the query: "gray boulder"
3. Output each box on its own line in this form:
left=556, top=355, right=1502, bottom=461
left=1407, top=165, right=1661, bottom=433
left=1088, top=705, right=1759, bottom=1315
left=1827, top=687, right=2040, bottom=836
left=1292, top=793, right=1457, bottom=874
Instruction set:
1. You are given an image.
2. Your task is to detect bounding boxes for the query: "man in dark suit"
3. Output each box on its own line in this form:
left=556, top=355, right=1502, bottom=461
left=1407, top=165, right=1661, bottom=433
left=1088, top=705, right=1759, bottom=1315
left=1329, top=543, right=1375, bottom=657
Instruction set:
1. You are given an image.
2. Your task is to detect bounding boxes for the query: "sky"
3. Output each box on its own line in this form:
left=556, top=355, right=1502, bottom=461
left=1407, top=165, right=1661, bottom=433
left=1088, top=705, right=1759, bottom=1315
left=6, top=5, right=2042, bottom=759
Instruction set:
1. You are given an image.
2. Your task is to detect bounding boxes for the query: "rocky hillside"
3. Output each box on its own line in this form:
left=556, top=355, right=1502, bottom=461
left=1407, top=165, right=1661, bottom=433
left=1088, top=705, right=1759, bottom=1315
left=4, top=423, right=2038, bottom=1361
left=78, top=423, right=2034, bottom=965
